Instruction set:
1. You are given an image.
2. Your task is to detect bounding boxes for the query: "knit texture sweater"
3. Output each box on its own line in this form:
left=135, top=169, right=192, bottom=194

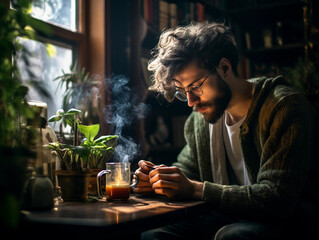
left=173, top=76, right=318, bottom=226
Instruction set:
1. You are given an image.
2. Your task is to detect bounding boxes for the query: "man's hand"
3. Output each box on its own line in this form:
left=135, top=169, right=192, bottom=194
left=133, top=160, right=159, bottom=194
left=149, top=166, right=203, bottom=200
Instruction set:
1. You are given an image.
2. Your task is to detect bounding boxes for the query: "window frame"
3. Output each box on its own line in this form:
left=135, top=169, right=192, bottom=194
left=24, top=0, right=87, bottom=70
left=2, top=0, right=110, bottom=134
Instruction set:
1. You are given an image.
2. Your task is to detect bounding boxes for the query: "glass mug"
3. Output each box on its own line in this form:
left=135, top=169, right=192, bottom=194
left=97, top=162, right=139, bottom=201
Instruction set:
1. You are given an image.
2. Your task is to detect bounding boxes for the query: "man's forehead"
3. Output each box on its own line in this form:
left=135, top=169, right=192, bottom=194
left=172, top=64, right=207, bottom=87
left=173, top=61, right=205, bottom=79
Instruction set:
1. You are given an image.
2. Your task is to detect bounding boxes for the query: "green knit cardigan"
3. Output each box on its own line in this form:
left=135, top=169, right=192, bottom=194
left=174, top=76, right=318, bottom=225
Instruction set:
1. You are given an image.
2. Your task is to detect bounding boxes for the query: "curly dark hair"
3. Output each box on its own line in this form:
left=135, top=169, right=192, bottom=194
left=148, top=22, right=239, bottom=101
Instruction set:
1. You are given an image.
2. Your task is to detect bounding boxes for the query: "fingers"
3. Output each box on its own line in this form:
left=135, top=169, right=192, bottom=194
left=149, top=173, right=181, bottom=186
left=135, top=162, right=183, bottom=198
left=138, top=160, right=167, bottom=173
left=138, top=160, right=154, bottom=167
left=149, top=166, right=180, bottom=178
left=134, top=163, right=154, bottom=194
left=138, top=160, right=155, bottom=173
left=133, top=177, right=154, bottom=194
left=135, top=168, right=150, bottom=182
left=133, top=175, right=153, bottom=193
left=151, top=179, right=179, bottom=190
left=133, top=177, right=153, bottom=193
left=149, top=167, right=182, bottom=192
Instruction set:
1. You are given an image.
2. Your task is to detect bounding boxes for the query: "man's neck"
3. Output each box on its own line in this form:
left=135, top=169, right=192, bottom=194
left=226, top=77, right=254, bottom=125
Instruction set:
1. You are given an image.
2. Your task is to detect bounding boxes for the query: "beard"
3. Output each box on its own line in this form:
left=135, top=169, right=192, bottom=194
left=194, top=72, right=232, bottom=124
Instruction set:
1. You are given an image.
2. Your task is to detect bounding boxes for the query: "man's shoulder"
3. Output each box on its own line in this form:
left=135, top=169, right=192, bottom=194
left=250, top=75, right=288, bottom=91
left=247, top=75, right=313, bottom=125
left=255, top=76, right=314, bottom=124
left=251, top=75, right=302, bottom=107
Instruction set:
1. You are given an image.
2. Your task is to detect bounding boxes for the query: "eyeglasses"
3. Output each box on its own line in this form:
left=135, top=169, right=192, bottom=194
left=174, top=74, right=210, bottom=102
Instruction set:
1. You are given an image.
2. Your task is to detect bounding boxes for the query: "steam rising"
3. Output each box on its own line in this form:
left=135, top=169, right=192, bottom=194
left=106, top=75, right=149, bottom=163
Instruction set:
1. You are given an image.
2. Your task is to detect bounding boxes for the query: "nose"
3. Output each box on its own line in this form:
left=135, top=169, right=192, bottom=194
left=187, top=92, right=200, bottom=107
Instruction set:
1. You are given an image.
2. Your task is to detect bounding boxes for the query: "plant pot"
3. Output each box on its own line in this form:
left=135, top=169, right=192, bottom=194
left=87, top=168, right=104, bottom=196
left=55, top=170, right=89, bottom=201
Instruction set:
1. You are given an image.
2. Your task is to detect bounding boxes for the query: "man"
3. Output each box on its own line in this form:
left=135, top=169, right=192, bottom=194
left=134, top=22, right=318, bottom=240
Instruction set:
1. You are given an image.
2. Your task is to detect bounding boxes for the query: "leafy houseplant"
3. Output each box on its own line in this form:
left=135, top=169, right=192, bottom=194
left=0, top=0, right=49, bottom=230
left=78, top=123, right=118, bottom=196
left=78, top=124, right=118, bottom=169
left=45, top=108, right=118, bottom=199
left=54, top=64, right=101, bottom=125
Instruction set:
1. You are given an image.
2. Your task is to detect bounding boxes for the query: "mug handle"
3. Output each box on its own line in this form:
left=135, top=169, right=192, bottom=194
left=97, top=170, right=111, bottom=199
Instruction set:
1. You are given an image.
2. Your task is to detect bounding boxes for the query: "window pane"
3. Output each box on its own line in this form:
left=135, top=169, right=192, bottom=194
left=16, top=38, right=73, bottom=131
left=31, top=0, right=77, bottom=31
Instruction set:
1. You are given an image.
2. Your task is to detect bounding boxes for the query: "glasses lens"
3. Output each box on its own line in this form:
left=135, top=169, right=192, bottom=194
left=190, top=86, right=203, bottom=97
left=174, top=91, right=187, bottom=102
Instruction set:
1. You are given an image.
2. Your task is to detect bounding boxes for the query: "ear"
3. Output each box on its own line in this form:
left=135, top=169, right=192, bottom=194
left=217, top=58, right=232, bottom=77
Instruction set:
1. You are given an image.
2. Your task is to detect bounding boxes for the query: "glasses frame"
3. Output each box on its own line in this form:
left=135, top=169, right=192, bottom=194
left=174, top=73, right=210, bottom=102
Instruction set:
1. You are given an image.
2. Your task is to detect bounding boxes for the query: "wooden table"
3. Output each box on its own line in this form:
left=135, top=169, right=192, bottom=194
left=21, top=194, right=210, bottom=239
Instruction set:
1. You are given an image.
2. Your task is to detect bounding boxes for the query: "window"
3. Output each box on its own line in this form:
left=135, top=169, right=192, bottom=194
left=12, top=0, right=84, bottom=131
left=30, top=0, right=77, bottom=31
left=17, top=37, right=73, bottom=119
left=7, top=0, right=108, bottom=133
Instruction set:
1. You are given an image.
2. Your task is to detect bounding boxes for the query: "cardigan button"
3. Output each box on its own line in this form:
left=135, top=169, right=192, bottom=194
left=240, top=124, right=249, bottom=134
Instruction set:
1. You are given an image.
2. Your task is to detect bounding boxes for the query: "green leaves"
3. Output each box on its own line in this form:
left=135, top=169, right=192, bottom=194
left=45, top=133, right=118, bottom=170
left=0, top=0, right=36, bottom=147
left=48, top=115, right=62, bottom=122
left=47, top=107, right=119, bottom=169
left=67, top=108, right=81, bottom=114
left=94, top=135, right=118, bottom=145
left=78, top=124, right=99, bottom=143
left=48, top=108, right=81, bottom=128
left=77, top=124, right=118, bottom=168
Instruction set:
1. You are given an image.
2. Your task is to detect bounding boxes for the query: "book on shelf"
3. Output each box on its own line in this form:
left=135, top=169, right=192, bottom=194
left=143, top=0, right=153, bottom=24
left=197, top=2, right=205, bottom=22
left=159, top=0, right=169, bottom=30
left=169, top=2, right=178, bottom=28
left=142, top=0, right=159, bottom=29
left=141, top=0, right=206, bottom=32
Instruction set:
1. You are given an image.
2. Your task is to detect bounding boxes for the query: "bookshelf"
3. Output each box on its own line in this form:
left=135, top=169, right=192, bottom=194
left=225, top=0, right=309, bottom=78
left=141, top=0, right=206, bottom=31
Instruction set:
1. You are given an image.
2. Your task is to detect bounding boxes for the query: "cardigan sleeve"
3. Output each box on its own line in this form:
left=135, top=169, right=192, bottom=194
left=173, top=112, right=212, bottom=182
left=202, top=93, right=317, bottom=221
left=173, top=113, right=201, bottom=180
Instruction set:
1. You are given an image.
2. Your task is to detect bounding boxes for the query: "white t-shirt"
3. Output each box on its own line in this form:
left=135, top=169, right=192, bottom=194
left=223, top=112, right=251, bottom=185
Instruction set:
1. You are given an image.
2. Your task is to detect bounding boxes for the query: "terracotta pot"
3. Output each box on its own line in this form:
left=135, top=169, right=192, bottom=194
left=55, top=170, right=89, bottom=201
left=87, top=168, right=104, bottom=196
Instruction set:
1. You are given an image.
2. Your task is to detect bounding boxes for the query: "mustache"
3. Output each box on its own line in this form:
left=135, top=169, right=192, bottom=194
left=193, top=103, right=210, bottom=112
left=193, top=94, right=230, bottom=112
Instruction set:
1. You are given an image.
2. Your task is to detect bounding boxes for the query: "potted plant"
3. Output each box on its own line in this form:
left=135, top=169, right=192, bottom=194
left=45, top=108, right=118, bottom=200
left=77, top=123, right=118, bottom=195
left=0, top=0, right=49, bottom=230
left=45, top=108, right=87, bottom=201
